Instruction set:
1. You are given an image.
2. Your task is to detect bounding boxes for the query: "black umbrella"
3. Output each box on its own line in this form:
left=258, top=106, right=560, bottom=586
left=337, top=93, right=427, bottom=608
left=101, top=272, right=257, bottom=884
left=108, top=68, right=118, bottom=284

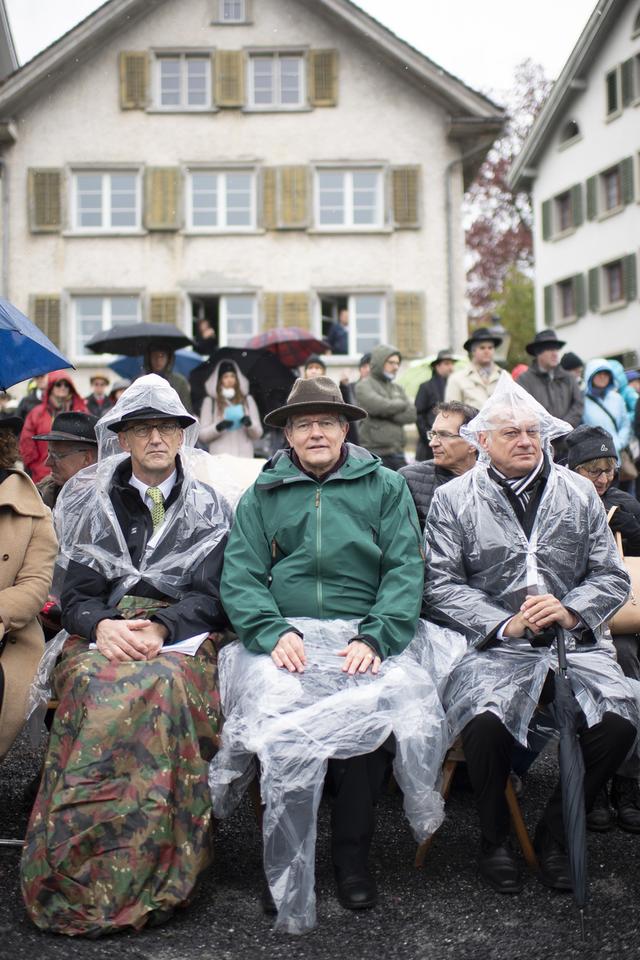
left=85, top=322, right=193, bottom=357
left=553, top=624, right=588, bottom=939
left=190, top=347, right=296, bottom=419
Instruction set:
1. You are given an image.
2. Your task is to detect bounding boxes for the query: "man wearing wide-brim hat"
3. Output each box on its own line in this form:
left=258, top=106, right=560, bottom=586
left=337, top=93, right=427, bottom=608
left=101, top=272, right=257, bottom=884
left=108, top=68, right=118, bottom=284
left=445, top=327, right=508, bottom=409
left=33, top=411, right=99, bottom=509
left=216, top=376, right=428, bottom=922
left=517, top=329, right=584, bottom=429
left=414, top=349, right=456, bottom=461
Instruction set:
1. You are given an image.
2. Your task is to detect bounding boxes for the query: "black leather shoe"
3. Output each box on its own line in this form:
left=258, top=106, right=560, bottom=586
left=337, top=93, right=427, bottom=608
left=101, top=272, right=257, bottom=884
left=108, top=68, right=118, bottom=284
left=335, top=870, right=378, bottom=910
left=478, top=839, right=523, bottom=894
left=534, top=826, right=572, bottom=891
left=611, top=775, right=640, bottom=833
left=586, top=785, right=614, bottom=832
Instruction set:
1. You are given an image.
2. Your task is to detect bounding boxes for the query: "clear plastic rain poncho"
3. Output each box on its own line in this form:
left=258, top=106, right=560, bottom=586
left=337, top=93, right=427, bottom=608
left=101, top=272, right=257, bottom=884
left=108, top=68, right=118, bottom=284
left=423, top=372, right=640, bottom=745
left=209, top=617, right=451, bottom=935
left=26, top=374, right=233, bottom=720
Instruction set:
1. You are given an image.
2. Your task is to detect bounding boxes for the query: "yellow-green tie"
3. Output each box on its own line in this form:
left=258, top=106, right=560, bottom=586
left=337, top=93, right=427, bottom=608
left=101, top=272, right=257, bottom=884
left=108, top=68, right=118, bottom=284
left=147, top=486, right=165, bottom=532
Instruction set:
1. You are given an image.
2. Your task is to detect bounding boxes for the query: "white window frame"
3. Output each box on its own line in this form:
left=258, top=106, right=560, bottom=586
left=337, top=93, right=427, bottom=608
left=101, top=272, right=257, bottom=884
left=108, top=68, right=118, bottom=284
left=218, top=0, right=246, bottom=22
left=71, top=294, right=141, bottom=360
left=71, top=170, right=141, bottom=233
left=314, top=168, right=385, bottom=231
left=219, top=294, right=258, bottom=346
left=248, top=53, right=306, bottom=110
left=186, top=168, right=256, bottom=232
left=315, top=292, right=387, bottom=357
left=154, top=53, right=212, bottom=111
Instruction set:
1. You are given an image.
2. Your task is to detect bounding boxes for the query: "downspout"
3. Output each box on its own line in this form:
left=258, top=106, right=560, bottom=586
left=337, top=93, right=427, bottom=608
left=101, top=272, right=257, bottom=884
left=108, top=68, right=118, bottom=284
left=445, top=139, right=496, bottom=348
left=0, top=158, right=8, bottom=299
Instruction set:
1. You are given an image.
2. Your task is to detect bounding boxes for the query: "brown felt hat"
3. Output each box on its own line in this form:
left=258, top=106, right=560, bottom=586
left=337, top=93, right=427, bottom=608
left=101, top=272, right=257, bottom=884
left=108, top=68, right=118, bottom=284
left=264, top=376, right=367, bottom=427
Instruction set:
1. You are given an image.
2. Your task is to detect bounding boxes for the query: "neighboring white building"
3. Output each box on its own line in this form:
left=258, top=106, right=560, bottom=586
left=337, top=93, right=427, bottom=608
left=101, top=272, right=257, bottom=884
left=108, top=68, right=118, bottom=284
left=0, top=0, right=502, bottom=390
left=510, top=0, right=639, bottom=366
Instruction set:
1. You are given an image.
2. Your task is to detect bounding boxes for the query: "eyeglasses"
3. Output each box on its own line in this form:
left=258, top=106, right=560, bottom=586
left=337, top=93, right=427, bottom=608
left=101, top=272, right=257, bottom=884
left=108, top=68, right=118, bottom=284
left=47, top=448, right=89, bottom=462
left=289, top=417, right=343, bottom=435
left=427, top=430, right=461, bottom=441
left=52, top=380, right=71, bottom=388
left=580, top=466, right=616, bottom=479
left=125, top=421, right=181, bottom=439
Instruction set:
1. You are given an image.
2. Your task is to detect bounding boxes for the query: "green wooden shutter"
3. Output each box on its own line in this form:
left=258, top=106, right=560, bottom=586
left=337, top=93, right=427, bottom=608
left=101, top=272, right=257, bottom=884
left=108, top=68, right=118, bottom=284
left=308, top=50, right=338, bottom=107
left=279, top=166, right=309, bottom=228
left=215, top=51, right=245, bottom=107
left=541, top=199, right=551, bottom=240
left=623, top=254, right=637, bottom=303
left=586, top=176, right=598, bottom=220
left=588, top=268, right=600, bottom=312
left=119, top=52, right=148, bottom=109
left=570, top=183, right=583, bottom=227
left=574, top=274, right=586, bottom=317
left=149, top=295, right=179, bottom=325
left=262, top=293, right=279, bottom=331
left=393, top=293, right=424, bottom=359
left=621, top=156, right=635, bottom=205
left=28, top=169, right=62, bottom=232
left=29, top=295, right=61, bottom=347
left=392, top=167, right=420, bottom=228
left=144, top=168, right=181, bottom=230
left=543, top=284, right=554, bottom=325
left=281, top=293, right=309, bottom=329
left=621, top=58, right=634, bottom=106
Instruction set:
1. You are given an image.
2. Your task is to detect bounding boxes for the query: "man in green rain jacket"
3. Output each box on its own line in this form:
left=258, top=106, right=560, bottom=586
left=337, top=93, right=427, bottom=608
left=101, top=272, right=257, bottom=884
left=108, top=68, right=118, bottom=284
left=220, top=376, right=423, bottom=913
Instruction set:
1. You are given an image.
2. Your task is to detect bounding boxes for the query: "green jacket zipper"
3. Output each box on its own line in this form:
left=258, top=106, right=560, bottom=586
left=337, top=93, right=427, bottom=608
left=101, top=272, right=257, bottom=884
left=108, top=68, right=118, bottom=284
left=315, top=486, right=323, bottom=616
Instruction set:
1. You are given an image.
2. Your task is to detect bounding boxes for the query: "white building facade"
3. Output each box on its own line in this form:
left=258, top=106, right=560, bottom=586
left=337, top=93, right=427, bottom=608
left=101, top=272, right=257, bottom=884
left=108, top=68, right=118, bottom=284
left=0, top=0, right=502, bottom=390
left=511, top=0, right=640, bottom=365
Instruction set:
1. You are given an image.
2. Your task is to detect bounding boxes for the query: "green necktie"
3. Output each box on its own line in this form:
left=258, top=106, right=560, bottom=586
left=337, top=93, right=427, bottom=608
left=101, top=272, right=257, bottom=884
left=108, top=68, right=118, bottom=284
left=147, top=486, right=165, bottom=532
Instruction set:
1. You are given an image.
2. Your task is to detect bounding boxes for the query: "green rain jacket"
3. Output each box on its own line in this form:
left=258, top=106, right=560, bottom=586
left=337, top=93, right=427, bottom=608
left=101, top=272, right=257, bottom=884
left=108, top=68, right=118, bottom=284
left=355, top=344, right=416, bottom=455
left=220, top=444, right=424, bottom=659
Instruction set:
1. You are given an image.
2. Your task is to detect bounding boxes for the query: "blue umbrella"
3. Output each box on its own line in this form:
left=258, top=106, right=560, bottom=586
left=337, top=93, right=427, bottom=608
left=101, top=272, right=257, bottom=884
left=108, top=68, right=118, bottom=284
left=0, top=298, right=73, bottom=390
left=108, top=348, right=203, bottom=381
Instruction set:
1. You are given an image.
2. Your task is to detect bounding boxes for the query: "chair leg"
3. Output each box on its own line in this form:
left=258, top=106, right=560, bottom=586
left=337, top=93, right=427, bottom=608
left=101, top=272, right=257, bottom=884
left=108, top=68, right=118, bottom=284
left=505, top=778, right=538, bottom=872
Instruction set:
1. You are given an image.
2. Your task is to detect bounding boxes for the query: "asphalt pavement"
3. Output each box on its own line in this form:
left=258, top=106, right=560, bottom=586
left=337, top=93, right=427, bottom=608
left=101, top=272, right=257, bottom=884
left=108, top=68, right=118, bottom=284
left=1, top=729, right=639, bottom=960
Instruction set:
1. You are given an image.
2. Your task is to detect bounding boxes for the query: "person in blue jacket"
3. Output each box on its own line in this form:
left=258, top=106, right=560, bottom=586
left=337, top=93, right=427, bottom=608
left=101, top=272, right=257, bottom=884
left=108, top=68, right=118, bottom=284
left=582, top=358, right=631, bottom=457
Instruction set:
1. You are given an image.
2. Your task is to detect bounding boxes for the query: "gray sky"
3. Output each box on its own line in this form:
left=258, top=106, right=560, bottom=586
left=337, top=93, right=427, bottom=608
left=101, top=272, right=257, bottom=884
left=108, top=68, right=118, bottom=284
left=7, top=0, right=596, bottom=97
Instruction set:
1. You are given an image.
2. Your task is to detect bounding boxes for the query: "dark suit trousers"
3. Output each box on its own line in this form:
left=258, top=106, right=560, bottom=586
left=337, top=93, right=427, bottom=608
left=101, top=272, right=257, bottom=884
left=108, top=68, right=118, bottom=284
left=325, top=746, right=391, bottom=874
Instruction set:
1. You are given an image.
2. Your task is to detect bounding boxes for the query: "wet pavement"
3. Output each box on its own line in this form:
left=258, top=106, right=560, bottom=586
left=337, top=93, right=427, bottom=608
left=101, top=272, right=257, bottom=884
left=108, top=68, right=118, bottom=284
left=1, top=730, right=638, bottom=960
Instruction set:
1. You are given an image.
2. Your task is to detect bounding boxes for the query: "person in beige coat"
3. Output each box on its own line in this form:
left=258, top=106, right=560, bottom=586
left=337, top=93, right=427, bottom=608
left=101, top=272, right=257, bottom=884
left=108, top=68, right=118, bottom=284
left=199, top=359, right=263, bottom=458
left=445, top=327, right=509, bottom=410
left=0, top=417, right=57, bottom=759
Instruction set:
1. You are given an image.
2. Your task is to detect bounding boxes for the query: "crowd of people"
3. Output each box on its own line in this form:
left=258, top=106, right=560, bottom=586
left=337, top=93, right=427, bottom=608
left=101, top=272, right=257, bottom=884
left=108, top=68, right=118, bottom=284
left=0, top=325, right=640, bottom=937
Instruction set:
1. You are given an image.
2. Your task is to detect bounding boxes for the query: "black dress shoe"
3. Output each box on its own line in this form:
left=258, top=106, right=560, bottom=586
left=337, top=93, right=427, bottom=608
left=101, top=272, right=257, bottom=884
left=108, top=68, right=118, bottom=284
left=534, top=826, right=572, bottom=891
left=611, top=775, right=640, bottom=833
left=335, top=870, right=378, bottom=910
left=478, top=839, right=523, bottom=894
left=586, top=785, right=613, bottom=832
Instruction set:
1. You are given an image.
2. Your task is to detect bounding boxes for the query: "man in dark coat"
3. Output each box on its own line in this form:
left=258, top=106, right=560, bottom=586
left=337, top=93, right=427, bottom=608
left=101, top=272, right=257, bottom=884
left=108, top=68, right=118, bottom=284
left=414, top=350, right=456, bottom=461
left=518, top=330, right=584, bottom=426
left=400, top=400, right=478, bottom=530
left=85, top=372, right=113, bottom=419
left=33, top=412, right=98, bottom=510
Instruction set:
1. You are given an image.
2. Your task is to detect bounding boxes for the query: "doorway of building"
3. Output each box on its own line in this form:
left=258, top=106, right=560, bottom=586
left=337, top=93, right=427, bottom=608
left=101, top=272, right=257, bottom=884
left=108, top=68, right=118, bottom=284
left=320, top=295, right=348, bottom=343
left=191, top=295, right=220, bottom=351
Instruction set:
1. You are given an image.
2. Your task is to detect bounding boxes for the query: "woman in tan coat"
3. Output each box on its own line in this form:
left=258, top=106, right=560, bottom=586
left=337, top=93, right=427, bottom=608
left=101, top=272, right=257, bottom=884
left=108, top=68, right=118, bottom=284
left=0, top=416, right=57, bottom=759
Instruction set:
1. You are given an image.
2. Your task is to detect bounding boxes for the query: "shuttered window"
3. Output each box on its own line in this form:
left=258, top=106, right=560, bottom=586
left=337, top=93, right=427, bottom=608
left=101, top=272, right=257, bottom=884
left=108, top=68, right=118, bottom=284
left=155, top=55, right=211, bottom=109
left=28, top=169, right=62, bottom=232
left=220, top=295, right=257, bottom=345
left=315, top=168, right=383, bottom=229
left=215, top=50, right=245, bottom=107
left=281, top=293, right=310, bottom=329
left=606, top=68, right=620, bottom=116
left=30, top=295, right=61, bottom=347
left=73, top=295, right=140, bottom=356
left=72, top=170, right=140, bottom=232
left=392, top=167, right=420, bottom=228
left=187, top=169, right=255, bottom=229
left=308, top=50, right=338, bottom=107
left=392, top=293, right=424, bottom=359
left=144, top=168, right=181, bottom=231
left=262, top=292, right=279, bottom=331
left=217, top=0, right=248, bottom=22
left=586, top=176, right=597, bottom=220
left=623, top=254, right=637, bottom=303
left=249, top=54, right=305, bottom=108
left=588, top=268, right=599, bottom=312
left=543, top=285, right=554, bottom=325
left=149, top=295, right=179, bottom=325
left=119, top=52, right=148, bottom=109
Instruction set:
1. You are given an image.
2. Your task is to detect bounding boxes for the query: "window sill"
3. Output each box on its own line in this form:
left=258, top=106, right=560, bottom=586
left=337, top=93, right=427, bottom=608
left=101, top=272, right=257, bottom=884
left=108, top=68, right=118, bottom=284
left=558, top=134, right=582, bottom=151
left=308, top=227, right=392, bottom=235
left=210, top=19, right=253, bottom=25
left=555, top=314, right=578, bottom=328
left=597, top=204, right=624, bottom=222
left=181, top=228, right=265, bottom=235
left=551, top=226, right=577, bottom=241
left=63, top=230, right=147, bottom=237
left=605, top=109, right=622, bottom=122
left=147, top=107, right=218, bottom=114
left=242, top=105, right=312, bottom=113
left=600, top=299, right=628, bottom=314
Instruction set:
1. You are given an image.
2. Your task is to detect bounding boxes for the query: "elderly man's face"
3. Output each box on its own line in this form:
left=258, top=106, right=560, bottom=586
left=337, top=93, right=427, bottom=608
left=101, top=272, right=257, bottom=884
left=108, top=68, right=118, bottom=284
left=118, top=418, right=183, bottom=482
left=429, top=412, right=476, bottom=475
left=285, top=411, right=348, bottom=476
left=46, top=441, right=96, bottom=486
left=479, top=418, right=542, bottom=478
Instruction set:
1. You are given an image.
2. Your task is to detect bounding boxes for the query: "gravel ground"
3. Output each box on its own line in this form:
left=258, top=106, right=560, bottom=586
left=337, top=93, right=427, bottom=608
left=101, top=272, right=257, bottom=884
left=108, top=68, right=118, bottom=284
left=1, top=730, right=638, bottom=960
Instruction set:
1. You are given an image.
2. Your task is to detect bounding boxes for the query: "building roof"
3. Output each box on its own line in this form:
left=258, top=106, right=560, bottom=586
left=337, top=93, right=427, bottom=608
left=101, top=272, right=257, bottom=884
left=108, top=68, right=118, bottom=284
left=0, top=0, right=18, bottom=81
left=0, top=0, right=504, bottom=178
left=509, top=0, right=628, bottom=191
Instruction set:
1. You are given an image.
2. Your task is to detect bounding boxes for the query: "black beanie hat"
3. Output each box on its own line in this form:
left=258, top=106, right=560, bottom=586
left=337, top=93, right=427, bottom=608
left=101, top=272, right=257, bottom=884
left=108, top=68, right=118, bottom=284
left=218, top=361, right=236, bottom=376
left=560, top=351, right=584, bottom=372
left=566, top=424, right=617, bottom=469
left=304, top=354, right=326, bottom=370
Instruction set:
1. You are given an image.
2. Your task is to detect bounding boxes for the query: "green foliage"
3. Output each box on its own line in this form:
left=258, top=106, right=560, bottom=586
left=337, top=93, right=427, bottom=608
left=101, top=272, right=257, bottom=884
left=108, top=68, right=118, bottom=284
left=490, top=266, right=535, bottom=368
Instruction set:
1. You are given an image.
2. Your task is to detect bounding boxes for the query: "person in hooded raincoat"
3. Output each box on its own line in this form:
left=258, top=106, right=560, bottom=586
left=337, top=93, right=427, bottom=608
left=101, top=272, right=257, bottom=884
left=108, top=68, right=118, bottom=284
left=142, top=346, right=193, bottom=413
left=423, top=373, right=638, bottom=896
left=354, top=344, right=416, bottom=470
left=582, top=358, right=632, bottom=456
left=198, top=358, right=263, bottom=458
left=19, top=371, right=88, bottom=482
left=21, top=375, right=232, bottom=938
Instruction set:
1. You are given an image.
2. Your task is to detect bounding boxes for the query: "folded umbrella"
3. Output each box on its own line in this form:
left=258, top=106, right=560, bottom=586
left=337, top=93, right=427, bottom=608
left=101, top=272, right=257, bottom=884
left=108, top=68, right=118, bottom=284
left=0, top=298, right=73, bottom=390
left=85, top=322, right=193, bottom=357
left=245, top=327, right=326, bottom=368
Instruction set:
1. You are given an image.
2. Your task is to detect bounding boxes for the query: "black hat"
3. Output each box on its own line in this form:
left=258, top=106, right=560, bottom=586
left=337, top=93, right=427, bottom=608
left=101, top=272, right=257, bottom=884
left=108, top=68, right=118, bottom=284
left=566, top=425, right=617, bottom=469
left=264, top=376, right=366, bottom=427
left=33, top=412, right=99, bottom=444
left=430, top=349, right=456, bottom=368
left=218, top=361, right=236, bottom=376
left=525, top=329, right=566, bottom=356
left=304, top=354, right=327, bottom=370
left=0, top=413, right=24, bottom=436
left=463, top=327, right=503, bottom=352
left=107, top=405, right=196, bottom=433
left=560, top=351, right=583, bottom=372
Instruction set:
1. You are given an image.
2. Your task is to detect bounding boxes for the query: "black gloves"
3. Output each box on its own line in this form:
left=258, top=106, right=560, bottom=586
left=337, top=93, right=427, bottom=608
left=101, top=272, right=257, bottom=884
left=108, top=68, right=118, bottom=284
left=216, top=419, right=233, bottom=432
left=240, top=415, right=252, bottom=427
